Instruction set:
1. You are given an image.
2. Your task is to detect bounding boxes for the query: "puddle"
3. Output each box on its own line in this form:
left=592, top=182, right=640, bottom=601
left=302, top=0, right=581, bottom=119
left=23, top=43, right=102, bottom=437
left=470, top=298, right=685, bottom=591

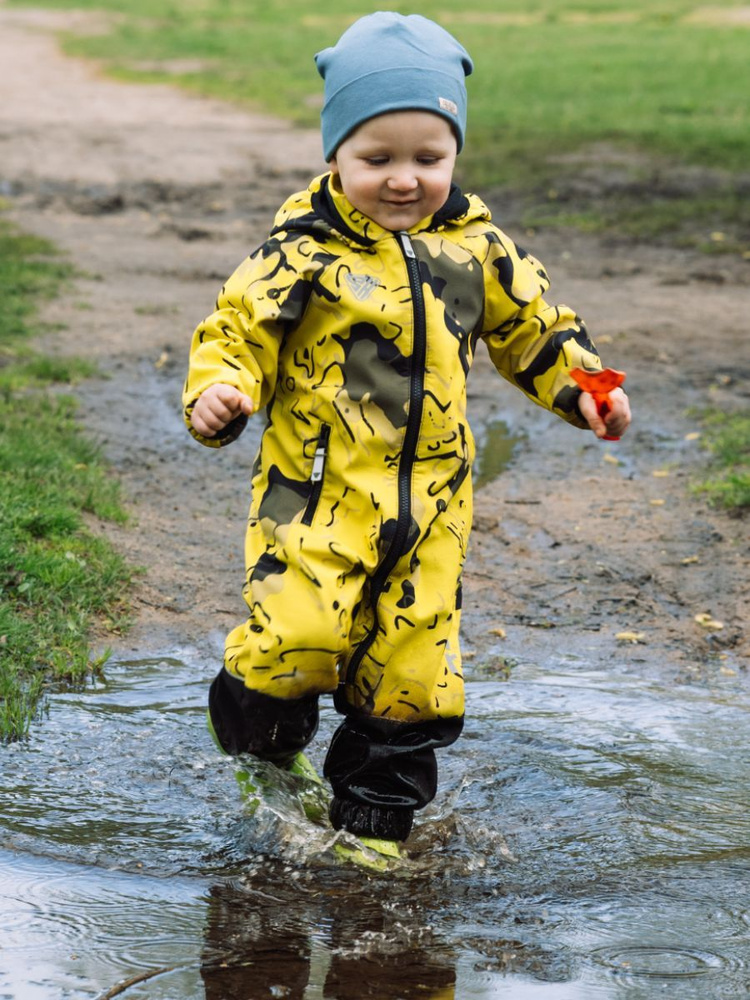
left=472, top=417, right=523, bottom=488
left=2, top=654, right=750, bottom=998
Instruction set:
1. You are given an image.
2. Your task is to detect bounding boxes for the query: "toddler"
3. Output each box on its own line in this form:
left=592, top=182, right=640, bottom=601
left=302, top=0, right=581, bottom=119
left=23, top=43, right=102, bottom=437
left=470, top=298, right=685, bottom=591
left=184, top=12, right=631, bottom=845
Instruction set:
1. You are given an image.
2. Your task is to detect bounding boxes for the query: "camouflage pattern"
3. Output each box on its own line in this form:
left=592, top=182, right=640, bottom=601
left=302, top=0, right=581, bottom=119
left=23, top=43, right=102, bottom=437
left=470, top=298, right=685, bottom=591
left=184, top=173, right=601, bottom=725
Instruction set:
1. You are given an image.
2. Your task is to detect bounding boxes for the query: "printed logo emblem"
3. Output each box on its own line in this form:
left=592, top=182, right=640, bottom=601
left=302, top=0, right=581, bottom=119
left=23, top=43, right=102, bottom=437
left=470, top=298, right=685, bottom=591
left=345, top=273, right=380, bottom=301
left=439, top=97, right=458, bottom=115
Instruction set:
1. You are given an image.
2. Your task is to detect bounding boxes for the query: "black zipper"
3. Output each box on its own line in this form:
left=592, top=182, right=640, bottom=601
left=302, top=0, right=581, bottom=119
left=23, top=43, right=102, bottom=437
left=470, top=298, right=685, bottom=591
left=342, top=231, right=426, bottom=690
left=301, top=422, right=331, bottom=527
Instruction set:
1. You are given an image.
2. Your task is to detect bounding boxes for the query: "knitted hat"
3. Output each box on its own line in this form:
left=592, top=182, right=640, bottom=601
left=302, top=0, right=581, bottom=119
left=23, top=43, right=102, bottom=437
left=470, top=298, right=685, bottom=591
left=315, top=12, right=473, bottom=161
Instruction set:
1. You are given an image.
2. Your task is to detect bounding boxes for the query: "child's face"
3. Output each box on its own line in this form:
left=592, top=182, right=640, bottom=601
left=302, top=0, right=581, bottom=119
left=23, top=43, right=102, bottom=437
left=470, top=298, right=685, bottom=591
left=329, top=111, right=457, bottom=231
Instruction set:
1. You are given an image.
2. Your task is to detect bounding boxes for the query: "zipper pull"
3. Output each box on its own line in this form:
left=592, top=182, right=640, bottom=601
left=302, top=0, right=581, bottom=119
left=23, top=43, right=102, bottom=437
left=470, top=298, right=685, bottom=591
left=310, top=424, right=331, bottom=483
left=399, top=231, right=416, bottom=258
left=311, top=447, right=326, bottom=483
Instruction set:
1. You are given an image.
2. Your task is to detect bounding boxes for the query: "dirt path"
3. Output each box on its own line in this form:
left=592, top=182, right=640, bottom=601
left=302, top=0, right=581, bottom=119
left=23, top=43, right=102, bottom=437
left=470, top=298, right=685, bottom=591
left=2, top=5, right=747, bottom=686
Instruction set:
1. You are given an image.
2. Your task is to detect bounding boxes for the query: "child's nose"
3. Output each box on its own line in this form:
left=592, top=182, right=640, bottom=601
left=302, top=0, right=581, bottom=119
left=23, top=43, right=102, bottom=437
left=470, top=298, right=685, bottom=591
left=387, top=168, right=418, bottom=192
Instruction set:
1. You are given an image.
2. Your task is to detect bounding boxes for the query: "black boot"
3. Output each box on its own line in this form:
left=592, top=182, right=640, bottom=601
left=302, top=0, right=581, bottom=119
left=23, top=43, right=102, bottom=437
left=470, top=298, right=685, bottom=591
left=324, top=713, right=463, bottom=841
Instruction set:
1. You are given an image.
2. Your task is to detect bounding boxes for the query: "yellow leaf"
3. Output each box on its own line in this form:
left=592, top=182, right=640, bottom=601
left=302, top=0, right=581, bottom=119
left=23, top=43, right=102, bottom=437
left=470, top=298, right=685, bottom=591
left=710, top=231, right=725, bottom=242
left=684, top=432, right=701, bottom=441
left=489, top=627, right=507, bottom=639
left=597, top=334, right=613, bottom=345
left=652, top=470, right=670, bottom=478
left=154, top=350, right=170, bottom=369
left=720, top=667, right=737, bottom=677
left=694, top=613, right=724, bottom=630
left=603, top=453, right=620, bottom=465
left=616, top=631, right=646, bottom=643
left=650, top=499, right=665, bottom=506
left=681, top=555, right=699, bottom=565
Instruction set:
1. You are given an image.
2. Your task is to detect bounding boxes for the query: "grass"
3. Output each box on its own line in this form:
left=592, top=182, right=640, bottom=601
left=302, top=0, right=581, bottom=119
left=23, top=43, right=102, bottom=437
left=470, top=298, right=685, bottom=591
left=10, top=0, right=749, bottom=249
left=693, top=411, right=750, bottom=511
left=0, top=220, right=131, bottom=741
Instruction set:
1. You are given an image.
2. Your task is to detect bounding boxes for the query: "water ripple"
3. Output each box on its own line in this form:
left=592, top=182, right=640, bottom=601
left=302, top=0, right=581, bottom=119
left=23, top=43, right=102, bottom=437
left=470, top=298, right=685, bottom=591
left=591, top=943, right=738, bottom=979
left=2, top=654, right=750, bottom=998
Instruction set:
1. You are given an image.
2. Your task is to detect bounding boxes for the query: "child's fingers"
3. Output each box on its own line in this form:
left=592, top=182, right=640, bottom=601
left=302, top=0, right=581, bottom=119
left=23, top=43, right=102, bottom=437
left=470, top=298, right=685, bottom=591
left=191, top=385, right=254, bottom=437
left=214, top=384, right=254, bottom=419
left=578, top=392, right=606, bottom=436
left=190, top=408, right=218, bottom=437
left=604, top=388, right=631, bottom=437
left=579, top=389, right=631, bottom=440
left=238, top=394, right=255, bottom=417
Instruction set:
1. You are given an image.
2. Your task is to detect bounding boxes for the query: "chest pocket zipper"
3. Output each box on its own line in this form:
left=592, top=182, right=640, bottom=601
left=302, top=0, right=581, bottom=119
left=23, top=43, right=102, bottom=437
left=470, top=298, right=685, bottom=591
left=301, top=423, right=331, bottom=526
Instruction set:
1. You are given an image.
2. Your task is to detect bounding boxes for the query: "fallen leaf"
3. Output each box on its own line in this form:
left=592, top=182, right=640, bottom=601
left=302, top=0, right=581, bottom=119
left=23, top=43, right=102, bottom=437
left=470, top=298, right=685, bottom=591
left=603, top=453, right=620, bottom=465
left=684, top=432, right=701, bottom=441
left=489, top=627, right=507, bottom=639
left=681, top=555, right=700, bottom=565
left=652, top=469, right=670, bottom=478
left=710, top=231, right=725, bottom=242
left=650, top=499, right=665, bottom=506
left=616, top=631, right=646, bottom=643
left=720, top=666, right=737, bottom=677
left=154, top=350, right=170, bottom=369
left=694, top=612, right=724, bottom=630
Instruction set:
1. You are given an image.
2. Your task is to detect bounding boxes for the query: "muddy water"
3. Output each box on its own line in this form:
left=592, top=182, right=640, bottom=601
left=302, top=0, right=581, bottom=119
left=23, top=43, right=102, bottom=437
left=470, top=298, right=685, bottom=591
left=2, top=650, right=749, bottom=999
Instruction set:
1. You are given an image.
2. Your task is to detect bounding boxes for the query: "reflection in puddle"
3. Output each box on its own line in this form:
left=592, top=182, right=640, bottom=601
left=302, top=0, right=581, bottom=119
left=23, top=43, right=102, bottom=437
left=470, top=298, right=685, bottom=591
left=1, top=655, right=749, bottom=998
left=472, top=417, right=523, bottom=488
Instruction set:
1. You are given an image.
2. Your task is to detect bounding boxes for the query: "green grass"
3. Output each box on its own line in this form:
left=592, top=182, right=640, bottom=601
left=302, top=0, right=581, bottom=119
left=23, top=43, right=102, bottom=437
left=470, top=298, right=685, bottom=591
left=693, top=411, right=750, bottom=511
left=0, top=220, right=131, bottom=740
left=11, top=0, right=749, bottom=247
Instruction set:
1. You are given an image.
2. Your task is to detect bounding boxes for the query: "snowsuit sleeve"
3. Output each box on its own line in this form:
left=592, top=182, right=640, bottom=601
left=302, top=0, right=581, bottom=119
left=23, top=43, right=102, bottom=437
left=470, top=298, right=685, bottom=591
left=479, top=227, right=601, bottom=428
left=183, top=234, right=311, bottom=447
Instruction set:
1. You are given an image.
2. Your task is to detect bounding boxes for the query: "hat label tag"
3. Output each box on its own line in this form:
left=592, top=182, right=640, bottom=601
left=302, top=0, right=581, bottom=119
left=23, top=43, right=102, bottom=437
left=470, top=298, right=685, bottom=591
left=438, top=97, right=458, bottom=115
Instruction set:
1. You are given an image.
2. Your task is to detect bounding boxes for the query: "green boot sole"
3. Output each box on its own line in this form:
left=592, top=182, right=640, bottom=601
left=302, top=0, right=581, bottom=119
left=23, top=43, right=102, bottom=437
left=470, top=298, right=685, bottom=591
left=207, top=710, right=405, bottom=867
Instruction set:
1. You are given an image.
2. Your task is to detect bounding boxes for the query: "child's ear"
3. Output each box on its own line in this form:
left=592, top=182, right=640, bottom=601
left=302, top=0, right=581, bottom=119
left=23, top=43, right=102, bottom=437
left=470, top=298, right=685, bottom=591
left=328, top=155, right=338, bottom=175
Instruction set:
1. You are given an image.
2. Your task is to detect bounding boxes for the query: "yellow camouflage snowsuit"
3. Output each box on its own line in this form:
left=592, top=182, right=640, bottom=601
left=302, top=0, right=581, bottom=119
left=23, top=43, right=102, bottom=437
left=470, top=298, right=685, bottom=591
left=184, top=173, right=601, bottom=837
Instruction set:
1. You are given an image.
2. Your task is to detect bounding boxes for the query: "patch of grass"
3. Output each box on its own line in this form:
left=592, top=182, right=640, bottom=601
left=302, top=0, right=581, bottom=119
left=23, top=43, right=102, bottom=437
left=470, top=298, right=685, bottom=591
left=9, top=0, right=744, bottom=247
left=0, top=220, right=131, bottom=740
left=16, top=7, right=748, bottom=156
left=523, top=178, right=750, bottom=254
left=0, top=352, right=97, bottom=391
left=692, top=411, right=750, bottom=511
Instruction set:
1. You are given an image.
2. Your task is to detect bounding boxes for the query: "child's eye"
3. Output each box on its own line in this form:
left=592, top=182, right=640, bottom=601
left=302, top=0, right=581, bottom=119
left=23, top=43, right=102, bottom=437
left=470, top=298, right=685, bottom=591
left=416, top=156, right=440, bottom=166
left=364, top=156, right=388, bottom=166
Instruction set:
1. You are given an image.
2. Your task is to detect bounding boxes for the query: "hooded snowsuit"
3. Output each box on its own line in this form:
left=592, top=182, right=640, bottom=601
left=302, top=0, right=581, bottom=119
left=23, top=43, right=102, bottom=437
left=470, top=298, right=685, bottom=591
left=184, top=173, right=601, bottom=838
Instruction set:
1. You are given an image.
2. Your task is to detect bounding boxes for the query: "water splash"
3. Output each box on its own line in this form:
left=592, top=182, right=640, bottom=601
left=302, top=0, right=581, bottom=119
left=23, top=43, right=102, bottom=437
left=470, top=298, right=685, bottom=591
left=1, top=653, right=750, bottom=998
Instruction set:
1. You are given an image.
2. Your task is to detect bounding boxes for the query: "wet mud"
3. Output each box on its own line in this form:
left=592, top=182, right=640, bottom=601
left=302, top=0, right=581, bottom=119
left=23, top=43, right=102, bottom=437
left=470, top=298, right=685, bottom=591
left=1, top=6, right=749, bottom=998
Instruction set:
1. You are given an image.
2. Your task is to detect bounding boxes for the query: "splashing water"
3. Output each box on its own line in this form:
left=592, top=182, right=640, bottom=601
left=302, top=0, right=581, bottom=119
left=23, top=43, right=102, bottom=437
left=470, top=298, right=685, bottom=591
left=2, top=652, right=750, bottom=998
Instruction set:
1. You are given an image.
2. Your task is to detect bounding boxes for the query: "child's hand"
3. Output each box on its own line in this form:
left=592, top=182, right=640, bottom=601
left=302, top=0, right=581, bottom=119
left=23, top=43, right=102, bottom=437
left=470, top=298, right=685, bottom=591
left=191, top=383, right=254, bottom=437
left=579, top=387, right=631, bottom=440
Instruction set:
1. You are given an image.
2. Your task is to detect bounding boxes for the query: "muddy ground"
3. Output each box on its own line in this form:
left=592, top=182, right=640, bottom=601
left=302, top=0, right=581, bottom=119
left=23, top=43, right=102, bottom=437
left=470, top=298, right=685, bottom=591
left=1, top=5, right=747, bottom=693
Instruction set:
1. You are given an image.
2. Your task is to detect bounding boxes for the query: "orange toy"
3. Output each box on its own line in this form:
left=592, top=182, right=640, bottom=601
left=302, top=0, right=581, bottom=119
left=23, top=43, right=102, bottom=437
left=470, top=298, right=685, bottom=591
left=570, top=367, right=626, bottom=441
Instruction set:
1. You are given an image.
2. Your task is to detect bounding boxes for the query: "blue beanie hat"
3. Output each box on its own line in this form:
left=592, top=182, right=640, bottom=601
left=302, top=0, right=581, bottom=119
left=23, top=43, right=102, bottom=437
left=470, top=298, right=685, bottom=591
left=315, top=12, right=473, bottom=161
